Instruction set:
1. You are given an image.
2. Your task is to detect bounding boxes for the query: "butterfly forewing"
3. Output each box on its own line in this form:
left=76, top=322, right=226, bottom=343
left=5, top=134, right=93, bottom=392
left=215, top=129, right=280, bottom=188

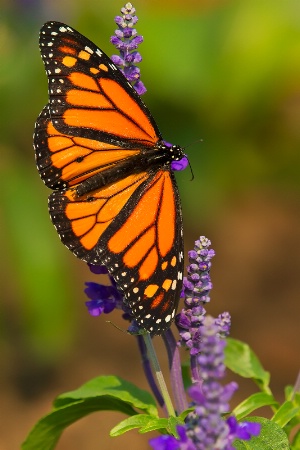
left=34, top=21, right=184, bottom=334
left=39, top=22, right=161, bottom=147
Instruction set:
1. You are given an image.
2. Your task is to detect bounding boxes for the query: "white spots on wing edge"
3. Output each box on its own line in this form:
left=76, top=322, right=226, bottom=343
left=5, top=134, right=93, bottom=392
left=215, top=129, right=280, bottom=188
left=85, top=46, right=94, bottom=54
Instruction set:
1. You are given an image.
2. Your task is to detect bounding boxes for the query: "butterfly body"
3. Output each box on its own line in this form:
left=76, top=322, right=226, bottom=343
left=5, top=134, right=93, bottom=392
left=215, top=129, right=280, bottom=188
left=71, top=141, right=185, bottom=198
left=34, top=22, right=186, bottom=334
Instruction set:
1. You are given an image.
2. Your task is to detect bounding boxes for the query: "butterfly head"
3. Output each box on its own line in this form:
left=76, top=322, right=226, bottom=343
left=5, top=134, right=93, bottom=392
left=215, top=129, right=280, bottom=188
left=160, top=141, right=189, bottom=172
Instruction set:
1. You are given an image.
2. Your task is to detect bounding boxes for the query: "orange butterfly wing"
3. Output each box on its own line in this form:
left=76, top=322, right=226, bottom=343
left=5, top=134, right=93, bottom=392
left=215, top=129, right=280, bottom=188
left=34, top=22, right=184, bottom=334
left=39, top=23, right=159, bottom=147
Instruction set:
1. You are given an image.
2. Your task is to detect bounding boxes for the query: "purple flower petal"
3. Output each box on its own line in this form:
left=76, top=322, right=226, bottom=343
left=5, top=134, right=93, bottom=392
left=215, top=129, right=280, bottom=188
left=149, top=434, right=179, bottom=450
left=110, top=54, right=124, bottom=66
left=149, top=425, right=197, bottom=450
left=84, top=282, right=110, bottom=300
left=88, top=264, right=108, bottom=275
left=171, top=156, right=189, bottom=171
left=134, top=80, right=146, bottom=95
left=236, top=421, right=261, bottom=440
left=85, top=299, right=105, bottom=316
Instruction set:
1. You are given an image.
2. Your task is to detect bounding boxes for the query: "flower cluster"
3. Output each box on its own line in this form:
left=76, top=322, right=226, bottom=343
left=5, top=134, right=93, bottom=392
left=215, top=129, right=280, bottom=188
left=110, top=2, right=146, bottom=95
left=150, top=314, right=260, bottom=450
left=184, top=316, right=238, bottom=449
left=176, top=237, right=215, bottom=359
left=150, top=236, right=260, bottom=449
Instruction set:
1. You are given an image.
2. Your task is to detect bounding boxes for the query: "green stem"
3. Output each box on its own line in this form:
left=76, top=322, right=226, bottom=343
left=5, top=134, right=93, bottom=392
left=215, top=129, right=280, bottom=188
left=143, top=333, right=176, bottom=417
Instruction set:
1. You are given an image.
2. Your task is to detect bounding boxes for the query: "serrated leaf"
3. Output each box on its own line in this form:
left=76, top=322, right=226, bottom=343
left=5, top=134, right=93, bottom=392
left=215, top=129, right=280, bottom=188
left=225, top=338, right=270, bottom=390
left=55, top=375, right=157, bottom=416
left=233, top=393, right=278, bottom=420
left=271, top=400, right=300, bottom=428
left=233, top=417, right=290, bottom=450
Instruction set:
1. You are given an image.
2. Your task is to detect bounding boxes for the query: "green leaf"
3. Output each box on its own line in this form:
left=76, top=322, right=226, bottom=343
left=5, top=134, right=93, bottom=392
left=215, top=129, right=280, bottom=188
left=291, top=428, right=300, bottom=449
left=178, top=407, right=195, bottom=421
left=113, top=411, right=181, bottom=443
left=22, top=398, right=135, bottom=450
left=271, top=400, right=300, bottom=428
left=22, top=376, right=158, bottom=450
left=110, top=415, right=169, bottom=436
left=233, top=393, right=278, bottom=420
left=233, top=417, right=290, bottom=450
left=285, top=385, right=300, bottom=405
left=110, top=410, right=185, bottom=437
left=225, top=338, right=270, bottom=390
left=167, top=415, right=184, bottom=436
left=181, top=359, right=192, bottom=390
left=55, top=375, right=157, bottom=416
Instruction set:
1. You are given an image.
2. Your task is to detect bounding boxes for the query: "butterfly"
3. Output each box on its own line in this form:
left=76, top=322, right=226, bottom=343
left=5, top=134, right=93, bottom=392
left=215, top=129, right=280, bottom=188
left=34, top=21, right=187, bottom=335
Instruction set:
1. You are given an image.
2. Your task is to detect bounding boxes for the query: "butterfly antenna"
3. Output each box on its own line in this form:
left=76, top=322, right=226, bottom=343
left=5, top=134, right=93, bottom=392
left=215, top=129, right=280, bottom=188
left=106, top=320, right=126, bottom=333
left=188, top=159, right=194, bottom=181
left=183, top=139, right=203, bottom=181
left=184, top=138, right=203, bottom=149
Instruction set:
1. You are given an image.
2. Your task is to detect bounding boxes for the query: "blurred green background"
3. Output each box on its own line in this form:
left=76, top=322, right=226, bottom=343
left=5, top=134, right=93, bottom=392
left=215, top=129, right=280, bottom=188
left=1, top=0, right=300, bottom=448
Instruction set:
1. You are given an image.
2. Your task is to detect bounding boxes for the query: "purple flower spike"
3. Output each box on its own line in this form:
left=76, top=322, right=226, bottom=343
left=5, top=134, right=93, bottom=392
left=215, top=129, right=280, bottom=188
left=176, top=237, right=215, bottom=357
left=150, top=313, right=260, bottom=449
left=183, top=316, right=238, bottom=449
left=111, top=2, right=146, bottom=95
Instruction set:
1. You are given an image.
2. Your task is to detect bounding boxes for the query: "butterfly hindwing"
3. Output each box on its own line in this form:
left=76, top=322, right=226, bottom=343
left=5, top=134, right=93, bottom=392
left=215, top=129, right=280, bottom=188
left=49, top=169, right=183, bottom=333
left=105, top=170, right=184, bottom=333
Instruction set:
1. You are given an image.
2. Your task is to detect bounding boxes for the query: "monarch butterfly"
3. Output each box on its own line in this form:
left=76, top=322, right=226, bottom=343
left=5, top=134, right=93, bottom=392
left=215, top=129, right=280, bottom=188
left=34, top=21, right=187, bottom=335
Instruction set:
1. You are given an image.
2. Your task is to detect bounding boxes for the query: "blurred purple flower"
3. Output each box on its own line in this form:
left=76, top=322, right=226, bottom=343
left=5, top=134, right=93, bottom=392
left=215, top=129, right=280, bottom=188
left=149, top=425, right=196, bottom=450
left=227, top=417, right=261, bottom=442
left=150, top=313, right=260, bottom=449
left=184, top=316, right=260, bottom=449
left=84, top=280, right=123, bottom=316
left=84, top=263, right=135, bottom=330
left=184, top=316, right=238, bottom=449
left=215, top=311, right=232, bottom=337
